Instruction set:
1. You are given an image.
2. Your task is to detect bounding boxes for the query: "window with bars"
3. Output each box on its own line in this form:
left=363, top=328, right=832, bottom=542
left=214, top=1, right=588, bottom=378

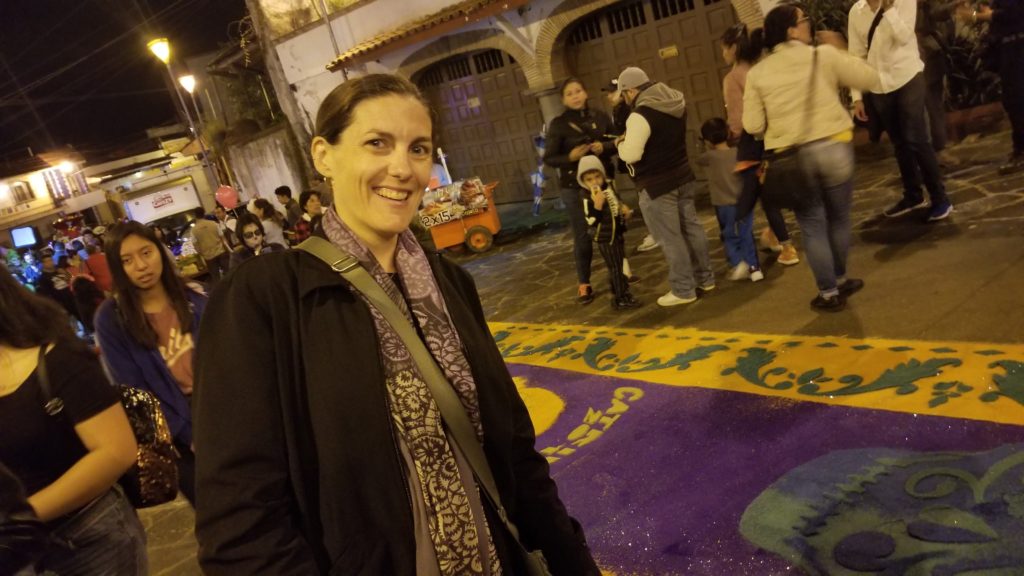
left=606, top=2, right=646, bottom=34
left=419, top=66, right=445, bottom=89
left=652, top=0, right=696, bottom=19
left=444, top=56, right=472, bottom=82
left=10, top=181, right=33, bottom=204
left=473, top=50, right=505, bottom=74
left=567, top=13, right=603, bottom=45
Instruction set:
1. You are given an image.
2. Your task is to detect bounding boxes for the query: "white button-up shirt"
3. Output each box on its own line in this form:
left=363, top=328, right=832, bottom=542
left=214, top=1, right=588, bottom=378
left=847, top=0, right=924, bottom=101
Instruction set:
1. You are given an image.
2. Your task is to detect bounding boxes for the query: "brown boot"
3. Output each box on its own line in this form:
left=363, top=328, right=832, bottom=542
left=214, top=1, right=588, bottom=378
left=760, top=228, right=782, bottom=253
left=778, top=243, right=800, bottom=266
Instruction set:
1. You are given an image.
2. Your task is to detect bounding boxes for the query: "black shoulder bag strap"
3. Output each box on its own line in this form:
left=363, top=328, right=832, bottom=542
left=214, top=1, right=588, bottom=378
left=867, top=5, right=887, bottom=52
left=295, top=237, right=552, bottom=575
left=36, top=345, right=64, bottom=416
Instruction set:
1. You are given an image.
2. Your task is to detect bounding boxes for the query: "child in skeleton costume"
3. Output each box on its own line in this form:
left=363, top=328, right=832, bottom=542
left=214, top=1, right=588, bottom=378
left=577, top=155, right=642, bottom=310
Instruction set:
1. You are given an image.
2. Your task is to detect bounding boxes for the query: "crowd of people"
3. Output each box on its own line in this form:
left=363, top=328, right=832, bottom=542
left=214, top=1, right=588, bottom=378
left=1, top=0, right=1021, bottom=573
left=1, top=73, right=600, bottom=575
left=543, top=0, right=1021, bottom=313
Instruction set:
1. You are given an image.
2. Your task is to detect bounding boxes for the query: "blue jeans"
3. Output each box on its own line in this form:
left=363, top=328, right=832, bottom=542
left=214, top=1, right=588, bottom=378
left=715, top=205, right=759, bottom=268
left=25, top=488, right=147, bottom=575
left=638, top=182, right=714, bottom=298
left=870, top=73, right=948, bottom=205
left=560, top=188, right=593, bottom=285
left=794, top=139, right=855, bottom=298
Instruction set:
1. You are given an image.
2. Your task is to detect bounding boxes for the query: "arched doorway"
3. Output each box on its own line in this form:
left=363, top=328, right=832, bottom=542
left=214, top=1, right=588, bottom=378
left=415, top=49, right=543, bottom=204
left=560, top=0, right=737, bottom=154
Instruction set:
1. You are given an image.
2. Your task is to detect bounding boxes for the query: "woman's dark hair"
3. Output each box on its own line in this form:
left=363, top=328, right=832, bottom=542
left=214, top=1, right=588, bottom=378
left=299, top=190, right=320, bottom=212
left=700, top=117, right=730, bottom=146
left=56, top=255, right=69, bottom=269
left=722, top=23, right=764, bottom=63
left=315, top=74, right=431, bottom=145
left=0, top=266, right=76, bottom=347
left=763, top=4, right=800, bottom=51
left=235, top=213, right=265, bottom=247
left=71, top=276, right=105, bottom=334
left=560, top=77, right=586, bottom=97
left=104, top=221, right=195, bottom=349
left=252, top=198, right=286, bottom=228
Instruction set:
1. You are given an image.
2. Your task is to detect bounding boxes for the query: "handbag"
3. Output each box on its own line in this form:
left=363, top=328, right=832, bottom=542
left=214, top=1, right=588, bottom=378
left=297, top=238, right=553, bottom=576
left=0, top=461, right=48, bottom=574
left=36, top=345, right=179, bottom=509
left=759, top=46, right=821, bottom=212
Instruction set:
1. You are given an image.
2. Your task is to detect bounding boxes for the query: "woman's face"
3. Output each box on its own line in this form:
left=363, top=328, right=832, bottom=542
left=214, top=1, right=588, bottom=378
left=789, top=10, right=813, bottom=45
left=304, top=194, right=322, bottom=216
left=119, top=234, right=163, bottom=291
left=241, top=224, right=263, bottom=250
left=722, top=42, right=737, bottom=65
left=562, top=82, right=588, bottom=111
left=312, top=94, right=433, bottom=248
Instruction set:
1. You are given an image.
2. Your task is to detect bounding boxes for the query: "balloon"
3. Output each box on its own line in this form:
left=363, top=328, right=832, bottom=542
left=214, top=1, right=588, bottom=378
left=215, top=185, right=240, bottom=209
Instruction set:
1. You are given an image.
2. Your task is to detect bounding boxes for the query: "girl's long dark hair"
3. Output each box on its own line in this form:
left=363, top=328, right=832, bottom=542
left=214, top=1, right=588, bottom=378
left=0, top=267, right=76, bottom=348
left=722, top=23, right=764, bottom=64
left=104, top=221, right=195, bottom=349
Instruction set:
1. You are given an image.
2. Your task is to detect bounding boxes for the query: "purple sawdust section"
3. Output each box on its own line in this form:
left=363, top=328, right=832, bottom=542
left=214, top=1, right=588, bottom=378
left=507, top=363, right=1024, bottom=576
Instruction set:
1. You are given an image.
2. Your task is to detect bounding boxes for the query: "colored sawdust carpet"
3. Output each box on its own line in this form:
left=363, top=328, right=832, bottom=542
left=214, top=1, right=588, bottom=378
left=493, top=323, right=1024, bottom=575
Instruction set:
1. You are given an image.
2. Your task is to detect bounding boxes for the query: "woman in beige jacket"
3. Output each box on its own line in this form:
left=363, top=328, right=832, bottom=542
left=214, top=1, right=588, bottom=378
left=743, top=5, right=881, bottom=312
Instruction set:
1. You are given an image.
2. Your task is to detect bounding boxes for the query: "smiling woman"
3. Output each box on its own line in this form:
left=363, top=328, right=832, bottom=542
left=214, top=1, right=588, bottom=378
left=193, top=74, right=600, bottom=576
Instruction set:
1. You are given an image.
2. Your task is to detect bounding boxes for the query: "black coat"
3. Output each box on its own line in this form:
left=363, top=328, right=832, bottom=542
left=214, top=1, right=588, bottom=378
left=193, top=244, right=599, bottom=575
left=543, top=107, right=617, bottom=190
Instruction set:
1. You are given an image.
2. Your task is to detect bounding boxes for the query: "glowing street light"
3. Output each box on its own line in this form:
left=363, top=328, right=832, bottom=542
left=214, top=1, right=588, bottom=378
left=147, top=37, right=219, bottom=186
left=147, top=38, right=170, bottom=64
left=58, top=161, right=75, bottom=174
left=178, top=74, right=195, bottom=94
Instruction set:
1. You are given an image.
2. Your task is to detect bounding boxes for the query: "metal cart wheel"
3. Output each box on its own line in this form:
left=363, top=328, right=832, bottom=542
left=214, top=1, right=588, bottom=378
left=465, top=226, right=493, bottom=253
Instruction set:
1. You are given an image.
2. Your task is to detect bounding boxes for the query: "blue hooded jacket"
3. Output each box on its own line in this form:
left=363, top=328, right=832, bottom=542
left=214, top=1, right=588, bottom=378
left=95, top=289, right=206, bottom=447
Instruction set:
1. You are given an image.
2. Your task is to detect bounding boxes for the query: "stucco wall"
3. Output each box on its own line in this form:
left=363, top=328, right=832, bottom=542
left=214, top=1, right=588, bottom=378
left=225, top=125, right=305, bottom=214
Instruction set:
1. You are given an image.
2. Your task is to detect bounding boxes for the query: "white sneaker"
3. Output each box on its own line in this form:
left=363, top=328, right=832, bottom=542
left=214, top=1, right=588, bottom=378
left=637, top=234, right=659, bottom=252
left=657, top=291, right=697, bottom=307
left=728, top=263, right=751, bottom=281
left=750, top=268, right=764, bottom=282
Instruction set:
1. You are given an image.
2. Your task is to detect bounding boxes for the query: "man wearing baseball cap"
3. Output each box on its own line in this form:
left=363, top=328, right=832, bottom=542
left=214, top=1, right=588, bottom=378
left=614, top=67, right=714, bottom=306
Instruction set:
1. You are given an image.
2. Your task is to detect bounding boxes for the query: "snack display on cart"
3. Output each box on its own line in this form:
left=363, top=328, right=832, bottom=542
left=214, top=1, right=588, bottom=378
left=418, top=177, right=489, bottom=228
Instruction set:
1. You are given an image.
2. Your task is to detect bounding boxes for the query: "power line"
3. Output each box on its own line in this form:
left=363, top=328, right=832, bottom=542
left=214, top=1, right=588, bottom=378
left=0, top=0, right=202, bottom=99
left=0, top=88, right=169, bottom=106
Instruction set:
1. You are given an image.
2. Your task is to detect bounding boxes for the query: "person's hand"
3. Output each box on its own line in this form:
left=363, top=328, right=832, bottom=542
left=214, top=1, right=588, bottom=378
left=614, top=135, right=625, bottom=147
left=854, top=100, right=869, bottom=122
left=816, top=30, right=848, bottom=50
left=622, top=205, right=634, bottom=219
left=977, top=4, right=992, bottom=21
left=590, top=185, right=603, bottom=197
left=569, top=144, right=591, bottom=162
left=589, top=141, right=605, bottom=155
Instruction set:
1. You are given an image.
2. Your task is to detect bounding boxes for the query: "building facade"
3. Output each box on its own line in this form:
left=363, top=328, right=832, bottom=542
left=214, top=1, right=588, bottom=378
left=252, top=0, right=765, bottom=203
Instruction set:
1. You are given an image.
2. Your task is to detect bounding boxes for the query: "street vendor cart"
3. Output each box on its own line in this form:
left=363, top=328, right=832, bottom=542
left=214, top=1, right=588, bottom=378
left=419, top=180, right=501, bottom=253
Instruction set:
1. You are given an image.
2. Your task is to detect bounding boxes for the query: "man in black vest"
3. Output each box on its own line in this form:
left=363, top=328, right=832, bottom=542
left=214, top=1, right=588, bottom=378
left=614, top=67, right=714, bottom=307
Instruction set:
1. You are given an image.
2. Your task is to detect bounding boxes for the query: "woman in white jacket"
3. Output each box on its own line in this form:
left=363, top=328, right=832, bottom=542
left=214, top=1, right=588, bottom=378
left=743, top=5, right=881, bottom=312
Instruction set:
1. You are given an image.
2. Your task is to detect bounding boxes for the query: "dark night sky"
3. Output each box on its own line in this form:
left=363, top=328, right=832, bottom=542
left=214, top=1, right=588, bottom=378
left=0, top=0, right=247, bottom=164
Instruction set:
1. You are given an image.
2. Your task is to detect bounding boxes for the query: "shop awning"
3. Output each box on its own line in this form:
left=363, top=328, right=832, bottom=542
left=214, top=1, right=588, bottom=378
left=326, top=0, right=530, bottom=71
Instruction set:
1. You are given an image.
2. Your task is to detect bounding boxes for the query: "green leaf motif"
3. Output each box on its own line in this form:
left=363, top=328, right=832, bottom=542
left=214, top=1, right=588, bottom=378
left=933, top=381, right=957, bottom=391
left=986, top=361, right=1024, bottom=407
left=929, top=395, right=949, bottom=408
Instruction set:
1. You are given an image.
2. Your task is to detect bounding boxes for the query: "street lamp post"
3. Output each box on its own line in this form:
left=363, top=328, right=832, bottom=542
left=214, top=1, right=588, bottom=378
left=147, top=38, right=220, bottom=187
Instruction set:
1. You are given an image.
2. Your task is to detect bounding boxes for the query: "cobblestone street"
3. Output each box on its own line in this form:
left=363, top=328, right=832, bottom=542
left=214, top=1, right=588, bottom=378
left=142, top=129, right=1023, bottom=575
